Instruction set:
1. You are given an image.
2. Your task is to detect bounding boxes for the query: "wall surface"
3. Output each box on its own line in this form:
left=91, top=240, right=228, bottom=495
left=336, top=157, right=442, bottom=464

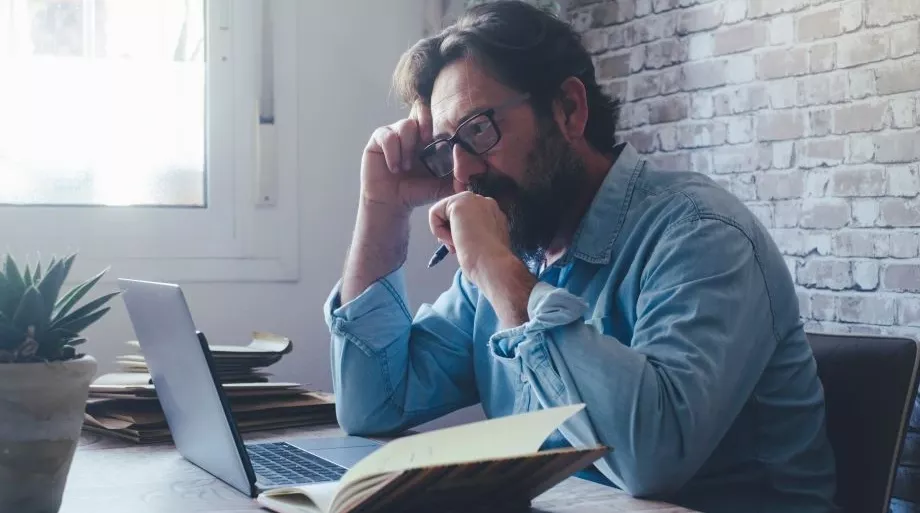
left=80, top=0, right=477, bottom=429
left=569, top=0, right=920, bottom=336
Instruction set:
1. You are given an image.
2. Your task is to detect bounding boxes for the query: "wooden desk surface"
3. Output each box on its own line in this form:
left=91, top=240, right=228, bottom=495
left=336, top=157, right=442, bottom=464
left=62, top=425, right=695, bottom=513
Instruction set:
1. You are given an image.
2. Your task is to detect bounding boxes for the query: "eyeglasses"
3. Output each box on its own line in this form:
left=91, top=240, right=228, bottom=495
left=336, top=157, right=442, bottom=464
left=419, top=93, right=531, bottom=178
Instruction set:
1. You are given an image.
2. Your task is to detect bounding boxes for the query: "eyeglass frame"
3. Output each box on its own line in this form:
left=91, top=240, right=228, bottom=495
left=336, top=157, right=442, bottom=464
left=419, top=93, right=531, bottom=178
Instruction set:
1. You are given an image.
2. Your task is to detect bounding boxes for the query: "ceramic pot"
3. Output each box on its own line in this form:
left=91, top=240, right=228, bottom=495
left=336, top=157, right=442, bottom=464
left=0, top=355, right=96, bottom=513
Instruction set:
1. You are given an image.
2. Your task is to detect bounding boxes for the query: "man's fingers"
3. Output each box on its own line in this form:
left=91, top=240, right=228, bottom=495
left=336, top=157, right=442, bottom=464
left=395, top=119, right=417, bottom=172
left=428, top=197, right=454, bottom=249
left=412, top=101, right=434, bottom=145
left=371, top=126, right=401, bottom=173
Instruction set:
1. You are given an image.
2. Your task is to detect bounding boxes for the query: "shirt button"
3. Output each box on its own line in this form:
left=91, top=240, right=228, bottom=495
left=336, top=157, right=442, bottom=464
left=520, top=373, right=528, bottom=383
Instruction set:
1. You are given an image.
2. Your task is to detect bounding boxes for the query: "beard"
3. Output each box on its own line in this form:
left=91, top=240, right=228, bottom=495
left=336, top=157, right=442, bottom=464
left=467, top=119, right=587, bottom=269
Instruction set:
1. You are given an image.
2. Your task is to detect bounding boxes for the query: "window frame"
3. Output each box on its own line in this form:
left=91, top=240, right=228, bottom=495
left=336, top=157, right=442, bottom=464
left=0, top=0, right=300, bottom=283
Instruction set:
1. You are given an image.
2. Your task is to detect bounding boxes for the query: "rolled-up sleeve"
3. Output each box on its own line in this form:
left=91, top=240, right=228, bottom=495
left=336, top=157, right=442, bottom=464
left=324, top=266, right=480, bottom=435
left=488, top=217, right=778, bottom=498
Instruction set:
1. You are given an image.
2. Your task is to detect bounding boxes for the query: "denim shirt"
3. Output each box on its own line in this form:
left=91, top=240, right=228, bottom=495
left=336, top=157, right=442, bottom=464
left=324, top=143, right=837, bottom=513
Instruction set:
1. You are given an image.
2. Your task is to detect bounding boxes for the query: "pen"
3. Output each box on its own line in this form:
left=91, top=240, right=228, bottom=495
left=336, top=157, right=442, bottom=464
left=427, top=244, right=450, bottom=268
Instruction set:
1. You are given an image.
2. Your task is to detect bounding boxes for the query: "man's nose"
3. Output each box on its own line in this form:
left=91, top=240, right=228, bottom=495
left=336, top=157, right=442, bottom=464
left=451, top=144, right=486, bottom=192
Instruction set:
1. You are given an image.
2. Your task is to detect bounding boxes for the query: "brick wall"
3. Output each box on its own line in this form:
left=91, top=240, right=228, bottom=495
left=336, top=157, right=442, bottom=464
left=569, top=0, right=920, bottom=337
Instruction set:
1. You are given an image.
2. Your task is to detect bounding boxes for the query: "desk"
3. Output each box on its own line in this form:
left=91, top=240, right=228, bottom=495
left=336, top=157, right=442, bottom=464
left=62, top=425, right=695, bottom=513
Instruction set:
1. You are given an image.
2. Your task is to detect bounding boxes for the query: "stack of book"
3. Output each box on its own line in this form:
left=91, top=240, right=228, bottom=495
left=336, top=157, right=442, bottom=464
left=82, top=332, right=338, bottom=444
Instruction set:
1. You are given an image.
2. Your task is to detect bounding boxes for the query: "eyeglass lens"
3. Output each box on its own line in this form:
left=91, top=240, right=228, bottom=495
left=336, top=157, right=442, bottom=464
left=424, top=114, right=500, bottom=177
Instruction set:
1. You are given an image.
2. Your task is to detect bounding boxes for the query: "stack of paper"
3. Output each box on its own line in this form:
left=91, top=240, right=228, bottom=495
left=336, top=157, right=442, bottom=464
left=82, top=332, right=338, bottom=444
left=114, top=331, right=294, bottom=383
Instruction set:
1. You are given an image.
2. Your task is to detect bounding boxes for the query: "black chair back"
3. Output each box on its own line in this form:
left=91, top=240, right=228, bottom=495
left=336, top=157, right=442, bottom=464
left=808, top=332, right=920, bottom=513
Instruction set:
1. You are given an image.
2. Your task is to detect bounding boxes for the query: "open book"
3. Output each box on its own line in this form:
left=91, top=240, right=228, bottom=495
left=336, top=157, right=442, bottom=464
left=257, top=404, right=609, bottom=513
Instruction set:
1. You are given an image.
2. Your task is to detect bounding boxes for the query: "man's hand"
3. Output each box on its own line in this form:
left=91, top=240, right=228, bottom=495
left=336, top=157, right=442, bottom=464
left=429, top=192, right=537, bottom=327
left=342, top=103, right=453, bottom=303
left=362, top=102, right=453, bottom=211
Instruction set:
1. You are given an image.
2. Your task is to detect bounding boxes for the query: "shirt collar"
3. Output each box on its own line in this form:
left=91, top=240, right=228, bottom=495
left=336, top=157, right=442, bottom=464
left=557, top=142, right=644, bottom=267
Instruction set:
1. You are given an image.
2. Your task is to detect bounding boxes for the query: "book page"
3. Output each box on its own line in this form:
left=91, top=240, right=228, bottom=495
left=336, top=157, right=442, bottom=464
left=258, top=481, right=339, bottom=513
left=340, top=403, right=585, bottom=486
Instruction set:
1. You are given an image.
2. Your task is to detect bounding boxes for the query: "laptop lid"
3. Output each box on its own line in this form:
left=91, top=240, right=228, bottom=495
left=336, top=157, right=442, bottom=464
left=117, top=278, right=258, bottom=497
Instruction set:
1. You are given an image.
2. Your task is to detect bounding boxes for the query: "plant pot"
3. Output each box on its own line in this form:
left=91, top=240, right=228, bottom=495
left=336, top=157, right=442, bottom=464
left=0, top=355, right=97, bottom=513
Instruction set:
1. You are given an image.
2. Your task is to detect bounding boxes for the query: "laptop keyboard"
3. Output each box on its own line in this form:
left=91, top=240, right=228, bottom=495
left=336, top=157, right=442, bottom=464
left=248, top=442, right=347, bottom=486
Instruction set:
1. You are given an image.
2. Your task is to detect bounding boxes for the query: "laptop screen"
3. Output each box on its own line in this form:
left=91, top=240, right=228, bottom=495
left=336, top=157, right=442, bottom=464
left=118, top=278, right=257, bottom=497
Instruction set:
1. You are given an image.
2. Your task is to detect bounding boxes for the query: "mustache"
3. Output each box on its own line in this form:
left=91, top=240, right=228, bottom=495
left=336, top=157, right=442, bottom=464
left=466, top=171, right=519, bottom=200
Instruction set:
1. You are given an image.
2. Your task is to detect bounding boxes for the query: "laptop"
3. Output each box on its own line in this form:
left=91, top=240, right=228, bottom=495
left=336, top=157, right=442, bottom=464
left=117, top=278, right=381, bottom=498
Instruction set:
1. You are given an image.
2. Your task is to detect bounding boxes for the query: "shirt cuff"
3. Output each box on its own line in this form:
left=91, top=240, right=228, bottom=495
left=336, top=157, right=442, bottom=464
left=488, top=281, right=589, bottom=359
left=324, top=266, right=413, bottom=352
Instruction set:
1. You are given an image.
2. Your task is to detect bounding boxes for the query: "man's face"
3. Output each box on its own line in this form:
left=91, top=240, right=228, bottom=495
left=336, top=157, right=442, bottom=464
left=429, top=57, right=586, bottom=266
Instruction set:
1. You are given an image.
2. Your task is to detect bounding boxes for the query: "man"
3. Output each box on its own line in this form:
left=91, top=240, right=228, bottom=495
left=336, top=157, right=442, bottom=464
left=323, top=2, right=837, bottom=512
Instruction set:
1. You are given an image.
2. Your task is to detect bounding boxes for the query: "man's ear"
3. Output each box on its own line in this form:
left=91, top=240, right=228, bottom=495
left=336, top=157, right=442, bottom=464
left=552, top=76, right=589, bottom=143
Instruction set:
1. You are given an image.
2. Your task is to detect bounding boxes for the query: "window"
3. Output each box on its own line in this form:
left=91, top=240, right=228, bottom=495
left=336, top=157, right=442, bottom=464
left=0, top=0, right=206, bottom=206
left=0, top=0, right=300, bottom=282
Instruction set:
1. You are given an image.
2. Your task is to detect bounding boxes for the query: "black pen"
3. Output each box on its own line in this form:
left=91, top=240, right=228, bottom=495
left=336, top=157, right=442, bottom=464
left=427, top=244, right=450, bottom=268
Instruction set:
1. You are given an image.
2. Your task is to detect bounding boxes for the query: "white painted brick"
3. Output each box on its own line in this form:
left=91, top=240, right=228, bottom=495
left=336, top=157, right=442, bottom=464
left=713, top=85, right=769, bottom=115
left=838, top=296, right=896, bottom=325
left=636, top=0, right=653, bottom=17
left=876, top=130, right=920, bottom=163
left=841, top=0, right=863, bottom=32
left=691, top=92, right=715, bottom=119
left=809, top=109, right=833, bottom=137
left=713, top=145, right=760, bottom=173
left=811, top=293, right=837, bottom=321
left=850, top=198, right=880, bottom=227
left=692, top=150, right=713, bottom=173
left=769, top=79, right=798, bottom=109
left=833, top=230, right=889, bottom=257
left=891, top=231, right=920, bottom=258
left=866, top=0, right=920, bottom=28
left=887, top=165, right=920, bottom=197
left=748, top=202, right=775, bottom=227
left=830, top=167, right=887, bottom=197
left=810, top=42, right=837, bottom=73
left=797, top=290, right=812, bottom=318
left=805, top=170, right=831, bottom=197
left=758, top=171, right=805, bottom=199
left=879, top=197, right=920, bottom=226
left=890, top=21, right=920, bottom=58
left=770, top=15, right=795, bottom=45
left=726, top=55, right=756, bottom=84
left=724, top=0, right=748, bottom=24
left=882, top=263, right=920, bottom=293
left=796, top=138, right=847, bottom=169
left=630, top=46, right=647, bottom=72
left=891, top=97, right=917, bottom=129
left=659, top=126, right=680, bottom=151
left=848, top=69, right=877, bottom=100
left=688, top=33, right=714, bottom=60
left=678, top=121, right=729, bottom=148
left=774, top=141, right=795, bottom=169
left=801, top=198, right=851, bottom=228
left=848, top=134, right=877, bottom=164
left=797, top=259, right=852, bottom=290
left=727, top=117, right=754, bottom=144
left=854, top=261, right=881, bottom=290
left=900, top=297, right=920, bottom=326
left=732, top=172, right=758, bottom=200
left=775, top=199, right=802, bottom=227
left=797, top=73, right=848, bottom=106
left=837, top=32, right=889, bottom=68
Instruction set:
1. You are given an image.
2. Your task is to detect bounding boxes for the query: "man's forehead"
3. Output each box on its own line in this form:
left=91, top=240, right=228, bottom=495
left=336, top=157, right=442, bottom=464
left=430, top=58, right=509, bottom=134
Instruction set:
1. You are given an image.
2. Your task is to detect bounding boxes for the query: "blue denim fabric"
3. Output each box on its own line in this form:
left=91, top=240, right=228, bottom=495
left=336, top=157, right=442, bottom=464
left=324, top=143, right=837, bottom=513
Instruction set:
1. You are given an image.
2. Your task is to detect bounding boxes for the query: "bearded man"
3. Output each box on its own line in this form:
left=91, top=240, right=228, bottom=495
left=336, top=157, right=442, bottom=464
left=323, top=2, right=837, bottom=512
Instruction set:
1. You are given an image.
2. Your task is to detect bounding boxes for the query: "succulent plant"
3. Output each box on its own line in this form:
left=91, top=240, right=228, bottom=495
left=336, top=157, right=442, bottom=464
left=0, top=253, right=118, bottom=363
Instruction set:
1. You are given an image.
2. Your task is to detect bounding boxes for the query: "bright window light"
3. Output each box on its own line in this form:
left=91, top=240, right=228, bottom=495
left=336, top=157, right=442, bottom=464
left=0, top=0, right=206, bottom=206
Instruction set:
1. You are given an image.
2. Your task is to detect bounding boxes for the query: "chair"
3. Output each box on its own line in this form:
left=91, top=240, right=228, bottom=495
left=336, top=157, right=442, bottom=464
left=808, top=332, right=920, bottom=513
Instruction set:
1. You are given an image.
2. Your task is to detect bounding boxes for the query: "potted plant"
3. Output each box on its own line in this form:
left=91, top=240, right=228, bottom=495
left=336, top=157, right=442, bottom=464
left=0, top=253, right=118, bottom=513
